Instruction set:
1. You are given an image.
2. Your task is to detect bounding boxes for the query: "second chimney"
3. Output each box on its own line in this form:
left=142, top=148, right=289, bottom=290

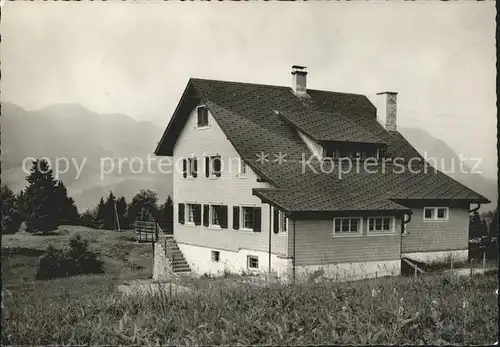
left=291, top=65, right=308, bottom=96
left=376, top=91, right=398, bottom=131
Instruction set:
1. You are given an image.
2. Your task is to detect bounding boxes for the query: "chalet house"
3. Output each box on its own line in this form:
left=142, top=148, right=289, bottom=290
left=153, top=65, right=489, bottom=281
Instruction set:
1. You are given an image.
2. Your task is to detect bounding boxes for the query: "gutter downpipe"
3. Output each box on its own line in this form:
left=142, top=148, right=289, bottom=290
left=469, top=203, right=481, bottom=213
left=293, top=217, right=296, bottom=284
left=269, top=204, right=272, bottom=274
left=401, top=211, right=412, bottom=268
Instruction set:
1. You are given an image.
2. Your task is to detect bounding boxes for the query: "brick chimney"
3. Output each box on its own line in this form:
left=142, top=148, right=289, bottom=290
left=291, top=65, right=307, bottom=96
left=376, top=91, right=398, bottom=131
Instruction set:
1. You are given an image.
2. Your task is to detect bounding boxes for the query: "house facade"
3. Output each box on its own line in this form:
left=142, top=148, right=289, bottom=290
left=154, top=65, right=489, bottom=281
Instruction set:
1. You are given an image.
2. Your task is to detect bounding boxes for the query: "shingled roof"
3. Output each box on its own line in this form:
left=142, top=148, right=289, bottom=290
left=155, top=77, right=489, bottom=213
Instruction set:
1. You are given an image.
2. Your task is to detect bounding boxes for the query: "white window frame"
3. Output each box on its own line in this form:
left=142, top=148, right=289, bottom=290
left=240, top=206, right=255, bottom=231
left=247, top=255, right=259, bottom=270
left=209, top=155, right=222, bottom=179
left=209, top=204, right=222, bottom=229
left=367, top=216, right=395, bottom=236
left=423, top=207, right=449, bottom=221
left=196, top=105, right=210, bottom=128
left=187, top=157, right=196, bottom=178
left=278, top=211, right=287, bottom=234
left=211, top=250, right=220, bottom=262
left=238, top=158, right=248, bottom=178
left=185, top=203, right=196, bottom=225
left=333, top=217, right=363, bottom=237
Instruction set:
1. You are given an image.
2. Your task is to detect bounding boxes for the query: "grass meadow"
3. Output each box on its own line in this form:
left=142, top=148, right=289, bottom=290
left=2, top=226, right=499, bottom=345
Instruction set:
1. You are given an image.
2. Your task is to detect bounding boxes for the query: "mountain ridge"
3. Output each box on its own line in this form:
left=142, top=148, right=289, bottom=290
left=1, top=102, right=496, bottom=212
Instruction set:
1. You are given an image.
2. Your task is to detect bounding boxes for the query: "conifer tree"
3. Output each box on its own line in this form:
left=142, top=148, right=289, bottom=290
left=94, top=197, right=106, bottom=229
left=24, top=159, right=59, bottom=233
left=103, top=191, right=116, bottom=230
left=1, top=185, right=22, bottom=234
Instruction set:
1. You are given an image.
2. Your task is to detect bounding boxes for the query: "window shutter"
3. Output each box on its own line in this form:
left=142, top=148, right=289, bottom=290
left=182, top=159, right=187, bottom=178
left=253, top=207, right=261, bottom=232
left=220, top=205, right=228, bottom=228
left=203, top=204, right=209, bottom=226
left=192, top=158, right=198, bottom=178
left=233, top=206, right=240, bottom=230
left=178, top=203, right=185, bottom=224
left=194, top=204, right=201, bottom=225
left=273, top=208, right=279, bottom=234
left=205, top=157, right=210, bottom=177
left=214, top=157, right=221, bottom=177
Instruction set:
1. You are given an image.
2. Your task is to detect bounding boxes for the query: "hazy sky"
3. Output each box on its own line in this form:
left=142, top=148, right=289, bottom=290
left=2, top=1, right=497, bottom=178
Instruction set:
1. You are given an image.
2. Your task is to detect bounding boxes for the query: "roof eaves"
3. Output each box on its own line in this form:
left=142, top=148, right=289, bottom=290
left=154, top=78, right=197, bottom=156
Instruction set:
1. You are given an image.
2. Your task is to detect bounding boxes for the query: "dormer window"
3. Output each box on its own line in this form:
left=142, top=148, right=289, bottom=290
left=197, top=106, right=209, bottom=127
left=339, top=150, right=350, bottom=159
left=324, top=148, right=336, bottom=158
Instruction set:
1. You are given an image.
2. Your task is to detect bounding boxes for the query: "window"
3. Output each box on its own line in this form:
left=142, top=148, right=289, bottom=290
left=365, top=150, right=378, bottom=159
left=437, top=208, right=447, bottom=219
left=197, top=106, right=209, bottom=127
left=368, top=217, right=394, bottom=233
left=238, top=206, right=261, bottom=232
left=339, top=150, right=350, bottom=159
left=206, top=156, right=221, bottom=178
left=333, top=218, right=362, bottom=236
left=324, top=148, right=336, bottom=158
left=247, top=256, right=259, bottom=270
left=186, top=204, right=196, bottom=224
left=423, top=207, right=449, bottom=221
left=211, top=205, right=222, bottom=227
left=239, top=159, right=248, bottom=177
left=187, top=157, right=197, bottom=178
left=242, top=207, right=255, bottom=230
left=211, top=251, right=220, bottom=262
left=280, top=213, right=288, bottom=233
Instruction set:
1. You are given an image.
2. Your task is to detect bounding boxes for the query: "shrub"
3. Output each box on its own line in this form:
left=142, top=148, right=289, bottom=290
left=35, top=246, right=68, bottom=279
left=35, top=235, right=104, bottom=280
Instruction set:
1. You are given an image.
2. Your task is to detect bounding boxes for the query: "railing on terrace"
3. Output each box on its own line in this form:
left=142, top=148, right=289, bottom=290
left=133, top=220, right=174, bottom=262
left=133, top=220, right=173, bottom=243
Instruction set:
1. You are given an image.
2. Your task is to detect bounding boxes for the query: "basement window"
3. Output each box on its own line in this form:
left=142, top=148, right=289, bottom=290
left=211, top=251, right=220, bottom=262
left=247, top=256, right=259, bottom=270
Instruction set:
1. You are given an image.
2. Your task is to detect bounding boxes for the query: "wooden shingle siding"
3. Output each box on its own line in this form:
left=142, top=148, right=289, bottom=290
left=290, top=217, right=402, bottom=266
left=173, top=103, right=287, bottom=256
left=402, top=206, right=469, bottom=253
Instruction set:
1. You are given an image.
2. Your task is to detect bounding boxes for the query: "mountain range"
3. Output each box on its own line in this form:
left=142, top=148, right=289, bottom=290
left=1, top=102, right=496, bottom=212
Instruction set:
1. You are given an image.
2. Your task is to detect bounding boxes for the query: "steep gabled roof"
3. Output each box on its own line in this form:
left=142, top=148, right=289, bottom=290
left=155, top=78, right=490, bottom=213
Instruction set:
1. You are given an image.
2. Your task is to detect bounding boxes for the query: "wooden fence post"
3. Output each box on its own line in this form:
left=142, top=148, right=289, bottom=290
left=482, top=252, right=486, bottom=270
left=450, top=257, right=453, bottom=270
left=470, top=258, right=473, bottom=277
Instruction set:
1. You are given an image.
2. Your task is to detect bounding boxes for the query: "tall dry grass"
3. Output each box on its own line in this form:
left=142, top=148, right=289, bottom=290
left=2, top=271, right=498, bottom=345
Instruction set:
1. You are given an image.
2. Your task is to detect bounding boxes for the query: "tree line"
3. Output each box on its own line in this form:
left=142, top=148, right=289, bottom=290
left=470, top=209, right=498, bottom=240
left=1, top=159, right=173, bottom=234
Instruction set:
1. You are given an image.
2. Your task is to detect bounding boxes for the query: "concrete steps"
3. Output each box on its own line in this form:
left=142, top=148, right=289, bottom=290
left=164, top=238, right=191, bottom=273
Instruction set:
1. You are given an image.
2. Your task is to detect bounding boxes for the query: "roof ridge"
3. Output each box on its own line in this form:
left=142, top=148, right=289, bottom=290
left=190, top=77, right=367, bottom=97
left=190, top=77, right=291, bottom=90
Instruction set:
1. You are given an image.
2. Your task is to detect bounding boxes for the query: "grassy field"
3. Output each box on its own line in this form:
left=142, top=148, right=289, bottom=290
left=2, top=226, right=499, bottom=345
left=2, top=225, right=154, bottom=288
